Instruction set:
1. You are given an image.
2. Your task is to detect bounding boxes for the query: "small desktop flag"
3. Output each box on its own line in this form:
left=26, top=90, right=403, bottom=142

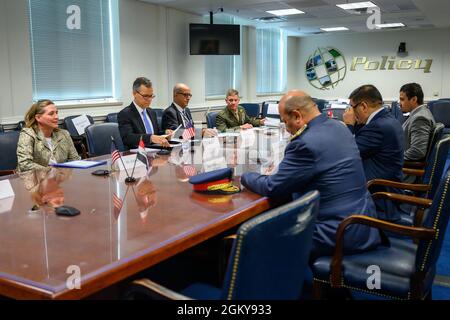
left=137, top=136, right=149, bottom=170
left=183, top=165, right=197, bottom=177
left=112, top=192, right=123, bottom=220
left=111, top=141, right=120, bottom=166
left=182, top=120, right=195, bottom=140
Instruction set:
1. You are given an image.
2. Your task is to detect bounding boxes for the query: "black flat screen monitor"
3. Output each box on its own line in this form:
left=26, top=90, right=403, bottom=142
left=189, top=23, right=240, bottom=55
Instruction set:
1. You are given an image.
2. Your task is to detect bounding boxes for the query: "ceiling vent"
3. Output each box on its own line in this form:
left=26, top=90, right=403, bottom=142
left=253, top=16, right=286, bottom=23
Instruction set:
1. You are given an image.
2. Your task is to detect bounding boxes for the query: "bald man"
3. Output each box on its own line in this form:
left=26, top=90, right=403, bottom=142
left=241, top=90, right=380, bottom=258
left=162, top=83, right=217, bottom=138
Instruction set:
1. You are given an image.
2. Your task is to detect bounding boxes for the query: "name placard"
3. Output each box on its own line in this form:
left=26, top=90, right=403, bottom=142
left=113, top=154, right=145, bottom=172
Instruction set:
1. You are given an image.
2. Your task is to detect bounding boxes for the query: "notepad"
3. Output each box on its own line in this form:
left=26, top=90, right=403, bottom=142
left=51, top=160, right=107, bottom=169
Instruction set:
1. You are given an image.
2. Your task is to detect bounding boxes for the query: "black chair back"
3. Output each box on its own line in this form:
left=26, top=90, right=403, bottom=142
left=106, top=113, right=118, bottom=123
left=240, top=103, right=260, bottom=118
left=312, top=98, right=328, bottom=112
left=431, top=101, right=450, bottom=131
left=63, top=115, right=94, bottom=138
left=153, top=109, right=164, bottom=132
left=206, top=111, right=219, bottom=129
left=0, top=131, right=20, bottom=170
left=85, top=123, right=125, bottom=157
left=261, top=101, right=279, bottom=119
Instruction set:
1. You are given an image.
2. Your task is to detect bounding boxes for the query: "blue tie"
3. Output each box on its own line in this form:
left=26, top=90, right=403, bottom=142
left=142, top=110, right=153, bottom=134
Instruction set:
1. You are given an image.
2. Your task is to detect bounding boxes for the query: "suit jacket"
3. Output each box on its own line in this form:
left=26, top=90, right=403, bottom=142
left=348, top=108, right=404, bottom=182
left=161, top=103, right=193, bottom=132
left=117, top=102, right=162, bottom=149
left=216, top=106, right=261, bottom=132
left=402, top=104, right=435, bottom=161
left=241, top=114, right=380, bottom=255
left=17, top=127, right=80, bottom=172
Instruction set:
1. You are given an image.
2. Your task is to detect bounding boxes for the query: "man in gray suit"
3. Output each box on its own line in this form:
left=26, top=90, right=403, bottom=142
left=400, top=83, right=435, bottom=162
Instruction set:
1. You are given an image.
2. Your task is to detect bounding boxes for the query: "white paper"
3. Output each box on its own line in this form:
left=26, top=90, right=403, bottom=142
left=264, top=118, right=281, bottom=127
left=0, top=180, right=15, bottom=200
left=52, top=160, right=105, bottom=168
left=267, top=103, right=279, bottom=115
left=115, top=154, right=145, bottom=171
left=115, top=165, right=149, bottom=182
left=130, top=147, right=160, bottom=153
left=0, top=195, right=14, bottom=214
left=71, top=115, right=91, bottom=135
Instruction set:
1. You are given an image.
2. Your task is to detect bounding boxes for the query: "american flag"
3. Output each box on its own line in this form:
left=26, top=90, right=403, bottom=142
left=327, top=110, right=333, bottom=118
left=182, top=120, right=195, bottom=140
left=137, top=136, right=149, bottom=170
left=183, top=165, right=197, bottom=177
left=111, top=141, right=120, bottom=165
left=112, top=192, right=123, bottom=220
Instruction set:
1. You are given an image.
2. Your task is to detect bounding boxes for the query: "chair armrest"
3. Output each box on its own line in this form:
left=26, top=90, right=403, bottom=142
left=0, top=170, right=15, bottom=177
left=403, top=168, right=425, bottom=177
left=371, top=192, right=432, bottom=208
left=130, top=278, right=192, bottom=300
left=330, top=215, right=435, bottom=287
left=403, top=161, right=426, bottom=169
left=367, top=179, right=429, bottom=192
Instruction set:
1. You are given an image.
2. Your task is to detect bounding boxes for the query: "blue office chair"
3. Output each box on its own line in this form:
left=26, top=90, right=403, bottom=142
left=0, top=124, right=4, bottom=133
left=14, top=121, right=25, bottom=131
left=123, top=191, right=319, bottom=300
left=240, top=103, right=260, bottom=118
left=106, top=113, right=118, bottom=123
left=390, top=101, right=405, bottom=124
left=0, top=131, right=20, bottom=175
left=312, top=98, right=328, bottom=112
left=261, top=101, right=279, bottom=118
left=430, top=101, right=450, bottom=134
left=206, top=111, right=219, bottom=129
left=368, top=134, right=450, bottom=226
left=85, top=123, right=125, bottom=157
left=313, top=168, right=450, bottom=300
left=153, top=108, right=164, bottom=133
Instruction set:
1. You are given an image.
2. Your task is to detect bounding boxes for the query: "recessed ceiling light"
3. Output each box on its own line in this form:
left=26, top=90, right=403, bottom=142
left=266, top=9, right=305, bottom=16
left=375, top=22, right=405, bottom=28
left=336, top=1, right=377, bottom=10
left=320, top=27, right=349, bottom=32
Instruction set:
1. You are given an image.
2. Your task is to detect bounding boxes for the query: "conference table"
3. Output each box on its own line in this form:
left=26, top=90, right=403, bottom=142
left=0, top=128, right=288, bottom=299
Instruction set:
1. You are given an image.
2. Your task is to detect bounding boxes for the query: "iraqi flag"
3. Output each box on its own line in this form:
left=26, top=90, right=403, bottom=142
left=137, top=136, right=149, bottom=170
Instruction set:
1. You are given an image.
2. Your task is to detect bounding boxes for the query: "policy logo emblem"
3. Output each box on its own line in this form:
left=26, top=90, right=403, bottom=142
left=306, top=47, right=346, bottom=90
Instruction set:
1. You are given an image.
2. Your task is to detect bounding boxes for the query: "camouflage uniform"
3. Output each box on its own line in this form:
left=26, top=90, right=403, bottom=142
left=215, top=106, right=261, bottom=132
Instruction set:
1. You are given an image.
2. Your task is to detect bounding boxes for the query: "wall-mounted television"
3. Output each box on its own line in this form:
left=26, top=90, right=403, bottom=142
left=189, top=23, right=240, bottom=55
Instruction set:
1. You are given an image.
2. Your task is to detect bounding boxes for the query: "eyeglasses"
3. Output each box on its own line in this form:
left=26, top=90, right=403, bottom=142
left=136, top=91, right=156, bottom=99
left=177, top=92, right=192, bottom=98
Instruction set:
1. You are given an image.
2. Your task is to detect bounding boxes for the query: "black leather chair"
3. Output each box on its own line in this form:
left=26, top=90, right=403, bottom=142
left=123, top=191, right=319, bottom=300
left=63, top=115, right=94, bottom=159
left=312, top=98, right=328, bottom=112
left=85, top=123, right=125, bottom=157
left=312, top=168, right=450, bottom=300
left=206, top=111, right=219, bottom=129
left=240, top=103, right=260, bottom=118
left=368, top=134, right=450, bottom=226
left=0, top=131, right=20, bottom=175
left=106, top=113, right=118, bottom=123
left=153, top=108, right=164, bottom=132
left=261, top=101, right=279, bottom=118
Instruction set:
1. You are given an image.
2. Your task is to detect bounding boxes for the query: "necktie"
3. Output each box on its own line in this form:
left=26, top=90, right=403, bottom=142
left=142, top=110, right=153, bottom=134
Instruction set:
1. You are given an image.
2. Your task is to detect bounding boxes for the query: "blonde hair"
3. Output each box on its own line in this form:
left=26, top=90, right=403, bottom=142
left=24, top=99, right=55, bottom=129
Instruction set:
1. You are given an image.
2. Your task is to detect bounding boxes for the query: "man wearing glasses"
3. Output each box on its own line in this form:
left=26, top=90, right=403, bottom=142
left=162, top=83, right=217, bottom=138
left=343, top=84, right=404, bottom=222
left=118, top=77, right=170, bottom=149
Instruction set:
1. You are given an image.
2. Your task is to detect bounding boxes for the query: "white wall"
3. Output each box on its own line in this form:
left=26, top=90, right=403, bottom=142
left=296, top=28, right=450, bottom=101
left=1, top=0, right=449, bottom=125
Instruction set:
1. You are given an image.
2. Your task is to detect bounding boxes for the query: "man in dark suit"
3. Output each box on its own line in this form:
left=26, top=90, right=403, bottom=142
left=343, top=84, right=404, bottom=182
left=343, top=84, right=404, bottom=222
left=162, top=83, right=217, bottom=138
left=118, top=77, right=170, bottom=149
left=241, top=91, right=380, bottom=259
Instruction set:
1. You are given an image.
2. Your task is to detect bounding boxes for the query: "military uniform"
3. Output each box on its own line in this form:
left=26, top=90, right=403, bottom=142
left=215, top=106, right=261, bottom=132
left=17, top=127, right=80, bottom=172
